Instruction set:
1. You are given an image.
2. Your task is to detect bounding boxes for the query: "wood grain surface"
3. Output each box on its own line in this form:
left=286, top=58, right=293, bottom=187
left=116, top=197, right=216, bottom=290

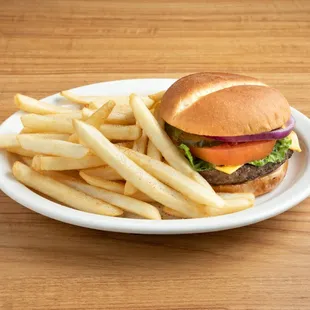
left=1, top=1, right=310, bottom=309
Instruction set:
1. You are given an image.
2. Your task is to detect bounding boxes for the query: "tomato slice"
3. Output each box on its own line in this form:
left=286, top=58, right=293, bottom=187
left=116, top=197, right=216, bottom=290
left=190, top=140, right=276, bottom=166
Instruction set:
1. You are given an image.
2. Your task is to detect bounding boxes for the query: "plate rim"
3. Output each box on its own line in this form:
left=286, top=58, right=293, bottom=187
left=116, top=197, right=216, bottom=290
left=0, top=78, right=310, bottom=234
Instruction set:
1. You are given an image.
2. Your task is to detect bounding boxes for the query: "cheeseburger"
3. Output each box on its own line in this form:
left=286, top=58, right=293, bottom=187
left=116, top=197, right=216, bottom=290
left=159, top=72, right=301, bottom=196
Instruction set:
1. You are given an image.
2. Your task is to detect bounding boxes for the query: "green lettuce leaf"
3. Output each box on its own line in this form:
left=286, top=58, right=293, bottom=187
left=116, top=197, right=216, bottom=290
left=179, top=144, right=215, bottom=172
left=249, top=137, right=292, bottom=167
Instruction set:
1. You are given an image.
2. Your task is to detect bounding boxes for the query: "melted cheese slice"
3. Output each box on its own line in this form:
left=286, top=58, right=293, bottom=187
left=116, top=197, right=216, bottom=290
left=215, top=165, right=243, bottom=174
left=288, top=131, right=301, bottom=152
left=214, top=132, right=301, bottom=175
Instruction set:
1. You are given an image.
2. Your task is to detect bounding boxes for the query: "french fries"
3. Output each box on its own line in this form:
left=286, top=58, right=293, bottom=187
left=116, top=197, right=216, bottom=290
left=12, top=162, right=123, bottom=216
left=68, top=100, right=115, bottom=142
left=55, top=176, right=161, bottom=220
left=15, top=94, right=76, bottom=115
left=73, top=120, right=204, bottom=218
left=80, top=171, right=125, bottom=194
left=32, top=155, right=105, bottom=171
left=18, top=135, right=90, bottom=158
left=129, top=94, right=219, bottom=196
left=119, top=146, right=224, bottom=207
left=21, top=114, right=74, bottom=133
left=100, top=124, right=141, bottom=140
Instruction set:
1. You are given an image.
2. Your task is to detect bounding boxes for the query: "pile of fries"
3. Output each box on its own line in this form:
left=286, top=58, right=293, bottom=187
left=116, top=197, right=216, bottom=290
left=0, top=90, right=255, bottom=220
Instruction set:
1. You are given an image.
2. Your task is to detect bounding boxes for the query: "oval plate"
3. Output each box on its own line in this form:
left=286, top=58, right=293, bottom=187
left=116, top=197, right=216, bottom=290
left=1, top=79, right=310, bottom=234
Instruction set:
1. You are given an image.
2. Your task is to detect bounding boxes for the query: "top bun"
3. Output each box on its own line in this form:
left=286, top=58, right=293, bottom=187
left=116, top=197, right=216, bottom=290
left=159, top=72, right=291, bottom=136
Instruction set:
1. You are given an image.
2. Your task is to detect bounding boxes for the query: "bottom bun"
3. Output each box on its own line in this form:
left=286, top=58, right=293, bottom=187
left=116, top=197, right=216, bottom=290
left=211, top=161, right=288, bottom=197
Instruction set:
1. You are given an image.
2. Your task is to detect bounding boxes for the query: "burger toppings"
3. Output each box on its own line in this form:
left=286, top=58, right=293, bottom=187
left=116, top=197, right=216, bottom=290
left=165, top=121, right=299, bottom=175
left=178, top=137, right=292, bottom=172
left=204, top=116, right=295, bottom=143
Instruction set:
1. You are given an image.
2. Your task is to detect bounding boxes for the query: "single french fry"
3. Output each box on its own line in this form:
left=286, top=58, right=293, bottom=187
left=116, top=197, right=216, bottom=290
left=69, top=100, right=116, bottom=142
left=82, top=166, right=124, bottom=180
left=17, top=136, right=90, bottom=158
left=206, top=193, right=255, bottom=216
left=7, top=147, right=37, bottom=157
left=54, top=176, right=161, bottom=220
left=60, top=90, right=91, bottom=105
left=73, top=120, right=204, bottom=218
left=12, top=162, right=123, bottom=216
left=129, top=94, right=220, bottom=197
left=21, top=114, right=74, bottom=133
left=15, top=94, right=76, bottom=115
left=0, top=133, right=70, bottom=149
left=100, top=124, right=141, bottom=140
left=119, top=146, right=224, bottom=207
left=148, top=90, right=166, bottom=102
left=80, top=171, right=125, bottom=194
left=32, top=155, right=105, bottom=171
left=24, top=133, right=70, bottom=140
left=146, top=139, right=162, bottom=161
left=0, top=134, right=20, bottom=148
left=124, top=131, right=148, bottom=196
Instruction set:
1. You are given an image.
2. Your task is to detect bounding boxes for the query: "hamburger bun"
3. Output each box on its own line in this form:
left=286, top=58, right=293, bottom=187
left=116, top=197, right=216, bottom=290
left=212, top=160, right=288, bottom=197
left=160, top=72, right=291, bottom=136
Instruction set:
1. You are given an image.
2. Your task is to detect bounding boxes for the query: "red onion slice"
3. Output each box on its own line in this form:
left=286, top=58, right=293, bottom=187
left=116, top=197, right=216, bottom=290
left=206, top=116, right=295, bottom=143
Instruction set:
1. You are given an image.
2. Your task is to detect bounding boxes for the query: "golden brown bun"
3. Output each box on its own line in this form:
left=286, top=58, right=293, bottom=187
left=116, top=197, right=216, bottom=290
left=160, top=72, right=291, bottom=136
left=212, top=161, right=288, bottom=197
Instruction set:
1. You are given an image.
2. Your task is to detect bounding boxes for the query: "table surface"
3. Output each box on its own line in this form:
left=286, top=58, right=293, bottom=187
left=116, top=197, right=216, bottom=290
left=1, top=1, right=310, bottom=309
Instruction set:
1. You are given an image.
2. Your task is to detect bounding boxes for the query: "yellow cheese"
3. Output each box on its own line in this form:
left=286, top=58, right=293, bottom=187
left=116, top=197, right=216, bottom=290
left=288, top=131, right=301, bottom=152
left=215, top=165, right=243, bottom=174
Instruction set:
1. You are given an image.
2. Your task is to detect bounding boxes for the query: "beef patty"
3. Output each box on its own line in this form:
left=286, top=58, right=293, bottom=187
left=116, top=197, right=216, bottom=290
left=200, top=150, right=293, bottom=185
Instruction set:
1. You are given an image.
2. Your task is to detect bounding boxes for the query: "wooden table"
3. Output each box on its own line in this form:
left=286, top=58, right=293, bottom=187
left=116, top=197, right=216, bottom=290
left=1, top=1, right=310, bottom=309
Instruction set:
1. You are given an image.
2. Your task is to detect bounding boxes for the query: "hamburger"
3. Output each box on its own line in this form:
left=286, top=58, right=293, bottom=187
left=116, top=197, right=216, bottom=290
left=159, top=72, right=301, bottom=196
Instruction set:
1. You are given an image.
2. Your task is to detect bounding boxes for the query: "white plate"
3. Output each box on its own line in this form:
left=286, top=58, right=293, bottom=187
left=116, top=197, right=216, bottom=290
left=1, top=79, right=310, bottom=234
